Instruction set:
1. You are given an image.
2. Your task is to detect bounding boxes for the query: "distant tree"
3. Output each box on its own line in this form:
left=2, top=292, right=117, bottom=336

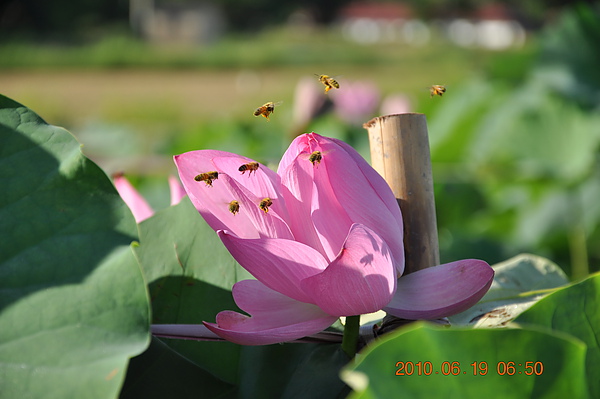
left=0, top=0, right=128, bottom=40
left=217, top=0, right=347, bottom=31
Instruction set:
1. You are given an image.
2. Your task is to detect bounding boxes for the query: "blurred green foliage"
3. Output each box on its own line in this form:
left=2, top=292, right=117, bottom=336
left=0, top=26, right=479, bottom=70
left=1, top=4, right=597, bottom=280
left=429, top=4, right=600, bottom=277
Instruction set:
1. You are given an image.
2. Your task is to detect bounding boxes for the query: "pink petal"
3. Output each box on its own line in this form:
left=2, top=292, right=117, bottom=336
left=218, top=230, right=329, bottom=303
left=310, top=162, right=355, bottom=262
left=279, top=133, right=404, bottom=271
left=279, top=133, right=309, bottom=174
left=113, top=174, right=154, bottom=223
left=316, top=135, right=405, bottom=274
left=168, top=175, right=187, bottom=205
left=300, top=224, right=397, bottom=317
left=204, top=280, right=337, bottom=345
left=279, top=133, right=354, bottom=261
left=174, top=151, right=293, bottom=239
left=384, top=259, right=494, bottom=320
left=211, top=156, right=283, bottom=206
left=278, top=148, right=328, bottom=259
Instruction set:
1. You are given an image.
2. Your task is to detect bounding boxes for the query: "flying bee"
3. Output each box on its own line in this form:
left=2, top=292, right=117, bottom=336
left=194, top=171, right=219, bottom=187
left=315, top=74, right=340, bottom=93
left=308, top=151, right=322, bottom=166
left=429, top=85, right=446, bottom=98
left=239, top=162, right=260, bottom=175
left=228, top=200, right=240, bottom=215
left=253, top=101, right=281, bottom=121
left=259, top=198, right=273, bottom=213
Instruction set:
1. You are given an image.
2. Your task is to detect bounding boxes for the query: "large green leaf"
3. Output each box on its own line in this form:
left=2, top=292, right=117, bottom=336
left=516, top=272, right=600, bottom=399
left=120, top=337, right=236, bottom=399
left=0, top=94, right=150, bottom=398
left=449, top=254, right=568, bottom=327
left=132, top=197, right=252, bottom=384
left=343, top=323, right=588, bottom=399
left=239, top=344, right=350, bottom=399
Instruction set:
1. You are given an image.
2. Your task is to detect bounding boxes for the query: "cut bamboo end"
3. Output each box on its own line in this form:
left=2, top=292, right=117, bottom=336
left=364, top=113, right=440, bottom=274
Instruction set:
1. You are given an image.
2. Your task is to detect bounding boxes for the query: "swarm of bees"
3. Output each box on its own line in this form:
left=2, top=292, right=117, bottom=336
left=228, top=200, right=240, bottom=215
left=253, top=101, right=280, bottom=121
left=315, top=74, right=340, bottom=93
left=252, top=74, right=343, bottom=121
left=429, top=85, right=446, bottom=98
left=239, top=162, right=259, bottom=175
left=194, top=171, right=219, bottom=187
left=309, top=151, right=322, bottom=166
left=248, top=72, right=444, bottom=132
left=259, top=198, right=273, bottom=213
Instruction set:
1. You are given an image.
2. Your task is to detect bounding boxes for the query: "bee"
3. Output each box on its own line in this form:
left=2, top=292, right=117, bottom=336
left=228, top=200, right=240, bottom=215
left=239, top=162, right=260, bottom=175
left=308, top=151, right=322, bottom=166
left=253, top=101, right=281, bottom=121
left=315, top=74, right=340, bottom=93
left=259, top=198, right=273, bottom=213
left=429, top=85, right=446, bottom=98
left=194, top=171, right=219, bottom=187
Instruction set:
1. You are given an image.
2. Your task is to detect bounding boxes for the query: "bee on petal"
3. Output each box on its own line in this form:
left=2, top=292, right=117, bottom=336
left=315, top=74, right=340, bottom=93
left=194, top=171, right=219, bottom=187
left=253, top=101, right=282, bottom=121
left=259, top=198, right=273, bottom=213
left=239, top=162, right=259, bottom=175
left=429, top=85, right=446, bottom=98
left=228, top=200, right=240, bottom=215
left=308, top=151, right=322, bottom=166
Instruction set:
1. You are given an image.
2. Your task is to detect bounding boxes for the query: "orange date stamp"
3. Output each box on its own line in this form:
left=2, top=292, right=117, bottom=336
left=395, top=361, right=544, bottom=376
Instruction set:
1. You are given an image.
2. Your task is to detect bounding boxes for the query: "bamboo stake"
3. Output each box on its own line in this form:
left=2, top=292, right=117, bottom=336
left=363, top=113, right=439, bottom=275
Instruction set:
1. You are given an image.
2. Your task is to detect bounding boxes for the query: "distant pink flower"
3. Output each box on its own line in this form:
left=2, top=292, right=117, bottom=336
left=114, top=174, right=186, bottom=223
left=168, top=175, right=187, bottom=205
left=330, top=80, right=380, bottom=124
left=291, top=76, right=326, bottom=131
left=174, top=132, right=493, bottom=345
left=380, top=93, right=412, bottom=116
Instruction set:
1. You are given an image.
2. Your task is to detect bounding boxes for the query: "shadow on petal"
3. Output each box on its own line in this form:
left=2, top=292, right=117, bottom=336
left=300, top=224, right=396, bottom=317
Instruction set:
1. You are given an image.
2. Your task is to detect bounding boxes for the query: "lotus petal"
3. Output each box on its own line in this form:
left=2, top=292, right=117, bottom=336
left=384, top=259, right=494, bottom=320
left=203, top=280, right=337, bottom=345
left=300, top=224, right=396, bottom=316
left=218, top=230, right=329, bottom=303
left=113, top=174, right=154, bottom=222
left=168, top=175, right=187, bottom=205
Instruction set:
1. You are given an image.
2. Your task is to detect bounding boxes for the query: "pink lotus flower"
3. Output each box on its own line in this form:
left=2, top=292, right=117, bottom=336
left=330, top=80, right=380, bottom=124
left=114, top=174, right=186, bottom=223
left=174, top=132, right=493, bottom=345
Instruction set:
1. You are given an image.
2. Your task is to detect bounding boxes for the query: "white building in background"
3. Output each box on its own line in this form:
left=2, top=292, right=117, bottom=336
left=338, top=2, right=431, bottom=46
left=443, top=3, right=526, bottom=50
left=337, top=1, right=525, bottom=50
left=129, top=0, right=225, bottom=44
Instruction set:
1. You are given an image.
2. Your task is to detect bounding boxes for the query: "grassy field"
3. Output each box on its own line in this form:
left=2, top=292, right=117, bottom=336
left=0, top=27, right=533, bottom=177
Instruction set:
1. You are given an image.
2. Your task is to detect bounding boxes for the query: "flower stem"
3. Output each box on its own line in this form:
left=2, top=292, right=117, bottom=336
left=342, top=315, right=360, bottom=359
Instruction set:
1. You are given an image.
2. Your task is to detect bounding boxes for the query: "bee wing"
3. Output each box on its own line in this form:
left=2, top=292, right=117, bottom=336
left=297, top=149, right=332, bottom=161
left=314, top=74, right=343, bottom=81
left=425, top=84, right=447, bottom=90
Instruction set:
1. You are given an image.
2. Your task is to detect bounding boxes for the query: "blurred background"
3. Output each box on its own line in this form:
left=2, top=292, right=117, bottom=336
left=1, top=0, right=599, bottom=278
